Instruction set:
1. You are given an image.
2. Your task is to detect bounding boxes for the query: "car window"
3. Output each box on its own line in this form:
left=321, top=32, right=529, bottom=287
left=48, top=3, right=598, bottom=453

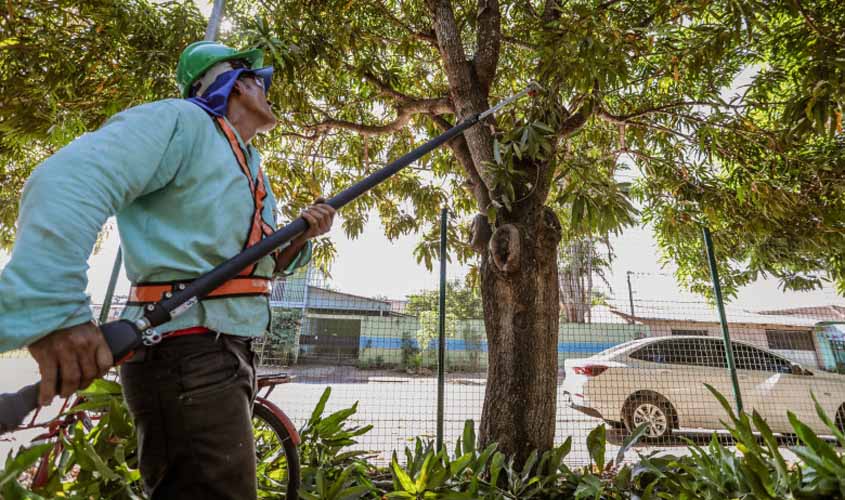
left=731, top=343, right=792, bottom=373
left=629, top=341, right=666, bottom=363
left=697, top=339, right=728, bottom=368
left=630, top=338, right=726, bottom=367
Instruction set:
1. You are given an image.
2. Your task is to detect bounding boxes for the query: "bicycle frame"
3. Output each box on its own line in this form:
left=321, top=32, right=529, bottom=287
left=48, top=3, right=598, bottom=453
left=255, top=396, right=301, bottom=447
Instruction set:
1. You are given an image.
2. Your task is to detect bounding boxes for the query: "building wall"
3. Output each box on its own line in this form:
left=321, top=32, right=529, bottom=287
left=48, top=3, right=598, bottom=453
left=355, top=317, right=648, bottom=370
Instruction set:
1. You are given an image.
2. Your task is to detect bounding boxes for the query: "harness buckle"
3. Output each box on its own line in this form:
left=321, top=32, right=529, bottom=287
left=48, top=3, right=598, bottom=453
left=142, top=329, right=163, bottom=346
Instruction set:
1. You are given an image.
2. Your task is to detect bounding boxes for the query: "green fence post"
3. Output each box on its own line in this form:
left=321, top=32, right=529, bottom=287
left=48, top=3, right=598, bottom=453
left=98, top=247, right=122, bottom=324
left=437, top=208, right=447, bottom=451
left=702, top=226, right=743, bottom=413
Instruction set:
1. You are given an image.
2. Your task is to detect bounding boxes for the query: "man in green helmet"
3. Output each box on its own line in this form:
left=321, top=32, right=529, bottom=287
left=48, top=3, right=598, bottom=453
left=0, top=41, right=335, bottom=498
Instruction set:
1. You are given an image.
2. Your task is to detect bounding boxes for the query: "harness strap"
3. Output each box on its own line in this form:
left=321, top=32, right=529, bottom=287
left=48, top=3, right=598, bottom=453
left=127, top=277, right=272, bottom=305
left=214, top=116, right=276, bottom=276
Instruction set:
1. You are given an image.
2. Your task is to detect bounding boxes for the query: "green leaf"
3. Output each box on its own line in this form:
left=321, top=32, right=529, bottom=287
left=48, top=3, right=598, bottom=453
left=461, top=420, right=476, bottom=456
left=309, top=387, right=332, bottom=426
left=586, top=425, right=606, bottom=471
left=614, top=423, right=648, bottom=466
left=391, top=455, right=417, bottom=493
left=0, top=444, right=52, bottom=489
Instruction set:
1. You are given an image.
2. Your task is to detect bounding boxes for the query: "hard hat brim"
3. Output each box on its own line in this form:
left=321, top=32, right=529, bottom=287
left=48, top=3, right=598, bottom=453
left=180, top=47, right=265, bottom=98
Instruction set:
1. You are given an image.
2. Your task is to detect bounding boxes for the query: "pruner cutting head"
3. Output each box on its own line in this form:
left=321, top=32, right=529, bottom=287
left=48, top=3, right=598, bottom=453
left=478, top=81, right=545, bottom=120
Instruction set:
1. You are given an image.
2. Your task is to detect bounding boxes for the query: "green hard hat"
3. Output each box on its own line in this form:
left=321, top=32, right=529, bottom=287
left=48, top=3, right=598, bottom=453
left=176, top=41, right=264, bottom=98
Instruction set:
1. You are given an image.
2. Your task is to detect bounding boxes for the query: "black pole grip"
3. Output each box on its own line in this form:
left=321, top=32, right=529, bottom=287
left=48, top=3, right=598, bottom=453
left=0, top=383, right=39, bottom=434
left=0, top=320, right=142, bottom=435
left=100, top=319, right=144, bottom=362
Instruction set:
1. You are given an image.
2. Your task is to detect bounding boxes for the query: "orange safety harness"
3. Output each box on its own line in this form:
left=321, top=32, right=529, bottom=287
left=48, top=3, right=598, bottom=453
left=127, top=117, right=276, bottom=328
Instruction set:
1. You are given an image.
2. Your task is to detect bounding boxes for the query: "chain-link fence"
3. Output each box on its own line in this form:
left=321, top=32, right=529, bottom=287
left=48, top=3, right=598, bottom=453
left=243, top=259, right=845, bottom=465
left=3, top=238, right=844, bottom=466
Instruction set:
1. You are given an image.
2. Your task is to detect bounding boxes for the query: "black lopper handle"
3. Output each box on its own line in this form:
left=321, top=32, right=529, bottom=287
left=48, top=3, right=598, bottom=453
left=0, top=320, right=143, bottom=433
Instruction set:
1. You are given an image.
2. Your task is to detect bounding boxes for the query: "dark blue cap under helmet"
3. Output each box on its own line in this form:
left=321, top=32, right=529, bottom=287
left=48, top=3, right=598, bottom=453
left=186, top=66, right=273, bottom=117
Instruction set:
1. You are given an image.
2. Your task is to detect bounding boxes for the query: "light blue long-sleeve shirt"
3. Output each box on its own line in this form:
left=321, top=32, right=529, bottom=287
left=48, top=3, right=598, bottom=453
left=0, top=99, right=310, bottom=351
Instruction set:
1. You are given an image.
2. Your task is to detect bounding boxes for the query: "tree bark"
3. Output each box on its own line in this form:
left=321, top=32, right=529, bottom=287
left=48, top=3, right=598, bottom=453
left=479, top=205, right=562, bottom=464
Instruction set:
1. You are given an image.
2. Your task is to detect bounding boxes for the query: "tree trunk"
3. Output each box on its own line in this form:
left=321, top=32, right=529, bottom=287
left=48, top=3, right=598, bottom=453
left=479, top=206, right=562, bottom=464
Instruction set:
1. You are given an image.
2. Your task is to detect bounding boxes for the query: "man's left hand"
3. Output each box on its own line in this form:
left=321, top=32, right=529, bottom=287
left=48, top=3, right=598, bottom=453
left=300, top=198, right=336, bottom=239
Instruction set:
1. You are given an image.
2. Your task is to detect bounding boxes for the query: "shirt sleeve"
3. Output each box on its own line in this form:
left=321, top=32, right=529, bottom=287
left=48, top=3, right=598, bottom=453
left=277, top=240, right=313, bottom=277
left=0, top=100, right=189, bottom=351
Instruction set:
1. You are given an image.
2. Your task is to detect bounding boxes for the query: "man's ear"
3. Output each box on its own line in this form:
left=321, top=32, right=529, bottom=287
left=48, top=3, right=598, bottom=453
left=230, top=79, right=244, bottom=96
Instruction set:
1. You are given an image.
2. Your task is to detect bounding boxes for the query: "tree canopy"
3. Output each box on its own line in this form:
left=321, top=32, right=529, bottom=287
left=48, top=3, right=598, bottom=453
left=405, top=278, right=483, bottom=319
left=2, top=0, right=843, bottom=464
left=1, top=0, right=842, bottom=298
left=227, top=0, right=843, bottom=298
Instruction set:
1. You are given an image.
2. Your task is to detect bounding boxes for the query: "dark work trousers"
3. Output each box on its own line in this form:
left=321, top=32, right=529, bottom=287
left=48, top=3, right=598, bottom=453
left=119, top=332, right=258, bottom=500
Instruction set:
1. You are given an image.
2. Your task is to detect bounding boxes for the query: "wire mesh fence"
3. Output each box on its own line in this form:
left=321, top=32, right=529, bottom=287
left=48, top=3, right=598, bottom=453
left=2, top=249, right=845, bottom=466
left=246, top=262, right=845, bottom=464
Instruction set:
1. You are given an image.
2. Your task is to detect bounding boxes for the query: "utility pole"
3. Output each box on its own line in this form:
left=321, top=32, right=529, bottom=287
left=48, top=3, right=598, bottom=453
left=205, top=0, right=226, bottom=41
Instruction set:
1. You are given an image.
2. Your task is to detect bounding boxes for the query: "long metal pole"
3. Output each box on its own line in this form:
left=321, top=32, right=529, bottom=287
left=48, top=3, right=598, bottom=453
left=204, top=0, right=226, bottom=41
left=702, top=226, right=743, bottom=413
left=626, top=271, right=635, bottom=324
left=436, top=208, right=447, bottom=451
left=98, top=247, right=123, bottom=324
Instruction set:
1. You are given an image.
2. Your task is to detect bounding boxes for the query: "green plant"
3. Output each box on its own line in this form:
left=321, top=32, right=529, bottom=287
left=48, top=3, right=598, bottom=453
left=8, top=381, right=845, bottom=500
left=268, top=307, right=302, bottom=364
left=0, top=379, right=142, bottom=499
left=296, top=387, right=378, bottom=499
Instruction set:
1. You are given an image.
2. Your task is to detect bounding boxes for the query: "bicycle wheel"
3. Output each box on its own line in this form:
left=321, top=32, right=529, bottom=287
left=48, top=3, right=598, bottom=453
left=253, top=403, right=300, bottom=499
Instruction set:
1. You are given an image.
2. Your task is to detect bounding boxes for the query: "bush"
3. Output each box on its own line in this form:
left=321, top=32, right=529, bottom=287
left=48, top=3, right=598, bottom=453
left=5, top=384, right=845, bottom=499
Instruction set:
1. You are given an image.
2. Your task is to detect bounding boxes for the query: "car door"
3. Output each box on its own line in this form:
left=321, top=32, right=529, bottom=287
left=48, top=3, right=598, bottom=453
left=630, top=338, right=732, bottom=429
left=665, top=337, right=736, bottom=429
left=731, top=342, right=811, bottom=433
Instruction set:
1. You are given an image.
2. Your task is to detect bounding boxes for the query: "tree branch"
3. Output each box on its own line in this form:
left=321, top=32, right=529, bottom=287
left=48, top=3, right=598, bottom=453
left=559, top=101, right=594, bottom=137
left=427, top=0, right=498, bottom=202
left=307, top=98, right=453, bottom=138
left=374, top=2, right=438, bottom=45
left=597, top=109, right=695, bottom=141
left=473, top=0, right=501, bottom=93
left=432, top=115, right=492, bottom=210
left=428, top=0, right=475, bottom=107
left=598, top=100, right=740, bottom=122
left=502, top=35, right=536, bottom=50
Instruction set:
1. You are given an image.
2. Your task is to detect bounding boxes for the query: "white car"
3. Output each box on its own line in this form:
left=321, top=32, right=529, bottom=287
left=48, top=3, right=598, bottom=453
left=561, top=335, right=845, bottom=439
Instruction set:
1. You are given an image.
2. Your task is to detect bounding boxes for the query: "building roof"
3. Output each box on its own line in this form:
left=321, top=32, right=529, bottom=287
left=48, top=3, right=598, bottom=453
left=270, top=279, right=394, bottom=314
left=755, top=305, right=845, bottom=322
left=610, top=303, right=820, bottom=328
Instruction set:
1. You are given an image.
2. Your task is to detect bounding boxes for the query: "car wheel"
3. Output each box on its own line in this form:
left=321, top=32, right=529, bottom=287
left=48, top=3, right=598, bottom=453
left=623, top=393, right=675, bottom=441
left=836, top=404, right=845, bottom=434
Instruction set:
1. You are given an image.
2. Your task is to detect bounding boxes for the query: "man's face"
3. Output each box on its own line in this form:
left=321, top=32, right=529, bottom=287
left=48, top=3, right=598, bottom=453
left=232, top=72, right=277, bottom=132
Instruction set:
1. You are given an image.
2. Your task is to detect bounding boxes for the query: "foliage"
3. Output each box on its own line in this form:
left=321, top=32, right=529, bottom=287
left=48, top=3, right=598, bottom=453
left=267, top=306, right=302, bottom=364
left=296, top=387, right=377, bottom=500
left=6, top=381, right=845, bottom=499
left=405, top=279, right=483, bottom=320
left=0, top=0, right=205, bottom=248
left=414, top=310, right=458, bottom=353
left=0, top=379, right=142, bottom=499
